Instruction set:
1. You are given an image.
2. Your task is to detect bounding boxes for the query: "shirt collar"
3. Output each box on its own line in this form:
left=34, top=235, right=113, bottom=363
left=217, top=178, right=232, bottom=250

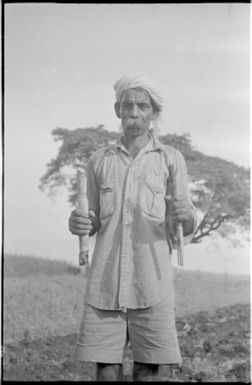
left=105, top=132, right=164, bottom=156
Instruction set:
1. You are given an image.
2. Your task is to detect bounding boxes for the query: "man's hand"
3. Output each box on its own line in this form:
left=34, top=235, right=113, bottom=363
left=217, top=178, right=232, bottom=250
left=164, top=196, right=195, bottom=236
left=68, top=209, right=96, bottom=236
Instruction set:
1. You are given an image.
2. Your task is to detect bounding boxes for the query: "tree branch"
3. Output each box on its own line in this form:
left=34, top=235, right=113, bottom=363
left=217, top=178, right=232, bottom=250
left=192, top=214, right=230, bottom=243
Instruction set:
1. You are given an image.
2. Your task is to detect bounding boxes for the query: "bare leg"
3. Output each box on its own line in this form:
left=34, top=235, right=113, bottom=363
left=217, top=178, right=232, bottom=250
left=133, top=362, right=160, bottom=382
left=96, top=363, right=123, bottom=381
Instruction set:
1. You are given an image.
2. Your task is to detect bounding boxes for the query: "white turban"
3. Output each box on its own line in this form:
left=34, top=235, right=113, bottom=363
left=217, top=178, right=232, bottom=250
left=113, top=75, right=163, bottom=112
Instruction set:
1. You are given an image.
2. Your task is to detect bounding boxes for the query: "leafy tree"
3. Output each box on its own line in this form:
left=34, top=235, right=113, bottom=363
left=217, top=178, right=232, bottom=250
left=39, top=126, right=250, bottom=244
left=159, top=133, right=250, bottom=243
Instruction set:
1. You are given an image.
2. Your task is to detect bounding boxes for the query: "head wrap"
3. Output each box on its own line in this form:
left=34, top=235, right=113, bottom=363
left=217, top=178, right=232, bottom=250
left=113, top=75, right=163, bottom=112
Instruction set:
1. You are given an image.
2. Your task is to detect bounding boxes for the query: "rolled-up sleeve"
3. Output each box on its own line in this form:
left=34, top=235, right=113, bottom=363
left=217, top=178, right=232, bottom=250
left=168, top=149, right=198, bottom=247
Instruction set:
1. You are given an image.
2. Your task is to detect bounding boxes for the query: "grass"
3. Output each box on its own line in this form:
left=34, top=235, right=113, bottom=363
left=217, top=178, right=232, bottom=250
left=3, top=253, right=250, bottom=344
left=173, top=268, right=250, bottom=315
left=4, top=253, right=81, bottom=277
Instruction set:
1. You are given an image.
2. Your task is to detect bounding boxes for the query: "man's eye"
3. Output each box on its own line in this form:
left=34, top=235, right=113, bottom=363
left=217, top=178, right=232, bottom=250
left=122, top=103, right=131, bottom=109
left=138, top=103, right=149, bottom=109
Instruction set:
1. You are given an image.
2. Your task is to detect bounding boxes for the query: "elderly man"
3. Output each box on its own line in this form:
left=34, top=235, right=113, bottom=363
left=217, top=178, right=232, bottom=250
left=69, top=75, right=197, bottom=381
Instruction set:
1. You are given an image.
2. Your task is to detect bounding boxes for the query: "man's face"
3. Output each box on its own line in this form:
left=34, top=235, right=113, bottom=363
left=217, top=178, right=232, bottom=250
left=115, top=88, right=156, bottom=137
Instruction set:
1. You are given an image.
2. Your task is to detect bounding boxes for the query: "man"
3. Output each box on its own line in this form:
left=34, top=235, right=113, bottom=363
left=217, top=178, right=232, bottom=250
left=69, top=75, right=197, bottom=381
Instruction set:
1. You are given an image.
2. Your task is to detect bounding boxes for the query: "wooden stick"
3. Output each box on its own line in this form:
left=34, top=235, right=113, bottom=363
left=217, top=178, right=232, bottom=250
left=168, top=165, right=184, bottom=266
left=76, top=170, right=89, bottom=266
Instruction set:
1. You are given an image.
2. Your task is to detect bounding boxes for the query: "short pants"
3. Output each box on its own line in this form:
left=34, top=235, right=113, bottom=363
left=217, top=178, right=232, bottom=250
left=73, top=297, right=182, bottom=364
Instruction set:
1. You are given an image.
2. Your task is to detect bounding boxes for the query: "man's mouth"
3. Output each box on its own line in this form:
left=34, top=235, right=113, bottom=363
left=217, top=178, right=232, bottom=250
left=126, top=122, right=140, bottom=130
left=125, top=118, right=140, bottom=126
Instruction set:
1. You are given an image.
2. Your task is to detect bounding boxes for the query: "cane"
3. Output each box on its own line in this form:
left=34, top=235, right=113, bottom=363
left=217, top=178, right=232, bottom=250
left=168, top=165, right=184, bottom=266
left=76, top=169, right=89, bottom=266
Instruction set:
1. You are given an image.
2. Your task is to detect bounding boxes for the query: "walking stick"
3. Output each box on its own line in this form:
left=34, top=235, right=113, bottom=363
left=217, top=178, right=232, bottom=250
left=168, top=164, right=184, bottom=266
left=76, top=169, right=89, bottom=266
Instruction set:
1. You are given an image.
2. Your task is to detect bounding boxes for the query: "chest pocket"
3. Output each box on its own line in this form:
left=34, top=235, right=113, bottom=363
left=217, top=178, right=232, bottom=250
left=142, top=176, right=166, bottom=221
left=99, top=183, right=115, bottom=219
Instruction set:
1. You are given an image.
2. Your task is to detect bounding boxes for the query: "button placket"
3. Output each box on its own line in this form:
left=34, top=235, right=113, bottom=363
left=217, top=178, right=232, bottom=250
left=119, top=164, right=134, bottom=308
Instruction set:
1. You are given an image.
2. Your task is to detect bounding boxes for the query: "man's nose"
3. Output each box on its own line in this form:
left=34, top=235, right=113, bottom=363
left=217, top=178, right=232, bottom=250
left=130, top=104, right=139, bottom=118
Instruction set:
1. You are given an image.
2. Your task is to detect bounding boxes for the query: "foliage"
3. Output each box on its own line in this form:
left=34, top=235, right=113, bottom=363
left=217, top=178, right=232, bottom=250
left=39, top=126, right=250, bottom=243
left=158, top=133, right=250, bottom=243
left=39, top=125, right=119, bottom=203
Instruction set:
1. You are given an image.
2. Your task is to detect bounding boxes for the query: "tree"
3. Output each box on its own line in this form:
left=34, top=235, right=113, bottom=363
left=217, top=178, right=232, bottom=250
left=39, top=126, right=250, bottom=244
left=159, top=133, right=250, bottom=243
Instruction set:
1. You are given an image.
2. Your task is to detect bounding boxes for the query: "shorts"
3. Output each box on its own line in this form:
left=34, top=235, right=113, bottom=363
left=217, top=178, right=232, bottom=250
left=73, top=297, right=182, bottom=364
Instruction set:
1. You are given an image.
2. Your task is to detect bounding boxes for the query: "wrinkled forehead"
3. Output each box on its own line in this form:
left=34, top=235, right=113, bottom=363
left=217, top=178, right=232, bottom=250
left=120, top=88, right=152, bottom=104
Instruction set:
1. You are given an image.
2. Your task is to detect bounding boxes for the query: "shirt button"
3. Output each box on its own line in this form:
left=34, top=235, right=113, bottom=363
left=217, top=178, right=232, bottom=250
left=125, top=220, right=130, bottom=226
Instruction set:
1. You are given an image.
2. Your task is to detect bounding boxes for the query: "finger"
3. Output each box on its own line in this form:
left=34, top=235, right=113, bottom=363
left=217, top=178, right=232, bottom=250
left=89, top=210, right=96, bottom=218
left=174, top=197, right=188, bottom=201
left=173, top=201, right=190, bottom=210
left=71, top=210, right=91, bottom=220
left=172, top=199, right=190, bottom=207
left=69, top=221, right=92, bottom=234
left=169, top=214, right=189, bottom=223
left=72, top=209, right=90, bottom=218
left=70, top=216, right=92, bottom=226
left=170, top=205, right=190, bottom=215
left=169, top=207, right=188, bottom=215
left=171, top=213, right=190, bottom=222
left=70, top=221, right=93, bottom=229
left=72, top=214, right=90, bottom=222
left=69, top=228, right=91, bottom=236
left=69, top=224, right=93, bottom=234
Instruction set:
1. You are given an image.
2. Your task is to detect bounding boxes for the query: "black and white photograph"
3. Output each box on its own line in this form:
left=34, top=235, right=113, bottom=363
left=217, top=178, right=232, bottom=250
left=3, top=3, right=250, bottom=382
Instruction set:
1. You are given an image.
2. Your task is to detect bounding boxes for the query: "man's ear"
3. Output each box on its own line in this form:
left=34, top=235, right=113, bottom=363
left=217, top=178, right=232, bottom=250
left=114, top=102, right=121, bottom=118
left=150, top=111, right=159, bottom=121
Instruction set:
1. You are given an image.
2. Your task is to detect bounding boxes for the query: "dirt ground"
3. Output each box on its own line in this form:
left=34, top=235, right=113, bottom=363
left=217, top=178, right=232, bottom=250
left=3, top=303, right=250, bottom=382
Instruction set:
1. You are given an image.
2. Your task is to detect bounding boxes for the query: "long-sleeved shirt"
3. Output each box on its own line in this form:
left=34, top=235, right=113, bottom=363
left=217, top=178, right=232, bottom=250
left=84, top=132, right=197, bottom=310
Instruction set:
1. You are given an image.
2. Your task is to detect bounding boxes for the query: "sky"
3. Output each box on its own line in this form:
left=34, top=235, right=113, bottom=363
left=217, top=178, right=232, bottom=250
left=4, top=3, right=250, bottom=274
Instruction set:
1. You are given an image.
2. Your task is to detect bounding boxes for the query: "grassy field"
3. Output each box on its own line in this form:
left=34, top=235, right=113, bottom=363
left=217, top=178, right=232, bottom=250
left=4, top=253, right=81, bottom=277
left=3, top=254, right=250, bottom=344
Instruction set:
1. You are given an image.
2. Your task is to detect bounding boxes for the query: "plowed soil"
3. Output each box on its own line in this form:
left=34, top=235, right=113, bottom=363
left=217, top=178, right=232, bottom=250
left=3, top=303, right=250, bottom=382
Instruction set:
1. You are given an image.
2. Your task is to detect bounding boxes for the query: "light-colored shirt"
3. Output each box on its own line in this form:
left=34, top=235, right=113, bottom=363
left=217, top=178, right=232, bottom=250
left=84, top=133, right=197, bottom=310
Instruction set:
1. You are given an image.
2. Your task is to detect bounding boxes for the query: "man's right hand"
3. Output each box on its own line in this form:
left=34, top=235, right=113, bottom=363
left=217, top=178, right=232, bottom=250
left=68, top=209, right=96, bottom=236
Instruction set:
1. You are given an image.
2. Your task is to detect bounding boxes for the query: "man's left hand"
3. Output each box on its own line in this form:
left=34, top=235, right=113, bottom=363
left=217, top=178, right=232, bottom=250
left=164, top=196, right=195, bottom=236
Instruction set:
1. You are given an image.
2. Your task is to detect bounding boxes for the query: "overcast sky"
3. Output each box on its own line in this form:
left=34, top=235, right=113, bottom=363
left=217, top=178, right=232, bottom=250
left=4, top=3, right=250, bottom=274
